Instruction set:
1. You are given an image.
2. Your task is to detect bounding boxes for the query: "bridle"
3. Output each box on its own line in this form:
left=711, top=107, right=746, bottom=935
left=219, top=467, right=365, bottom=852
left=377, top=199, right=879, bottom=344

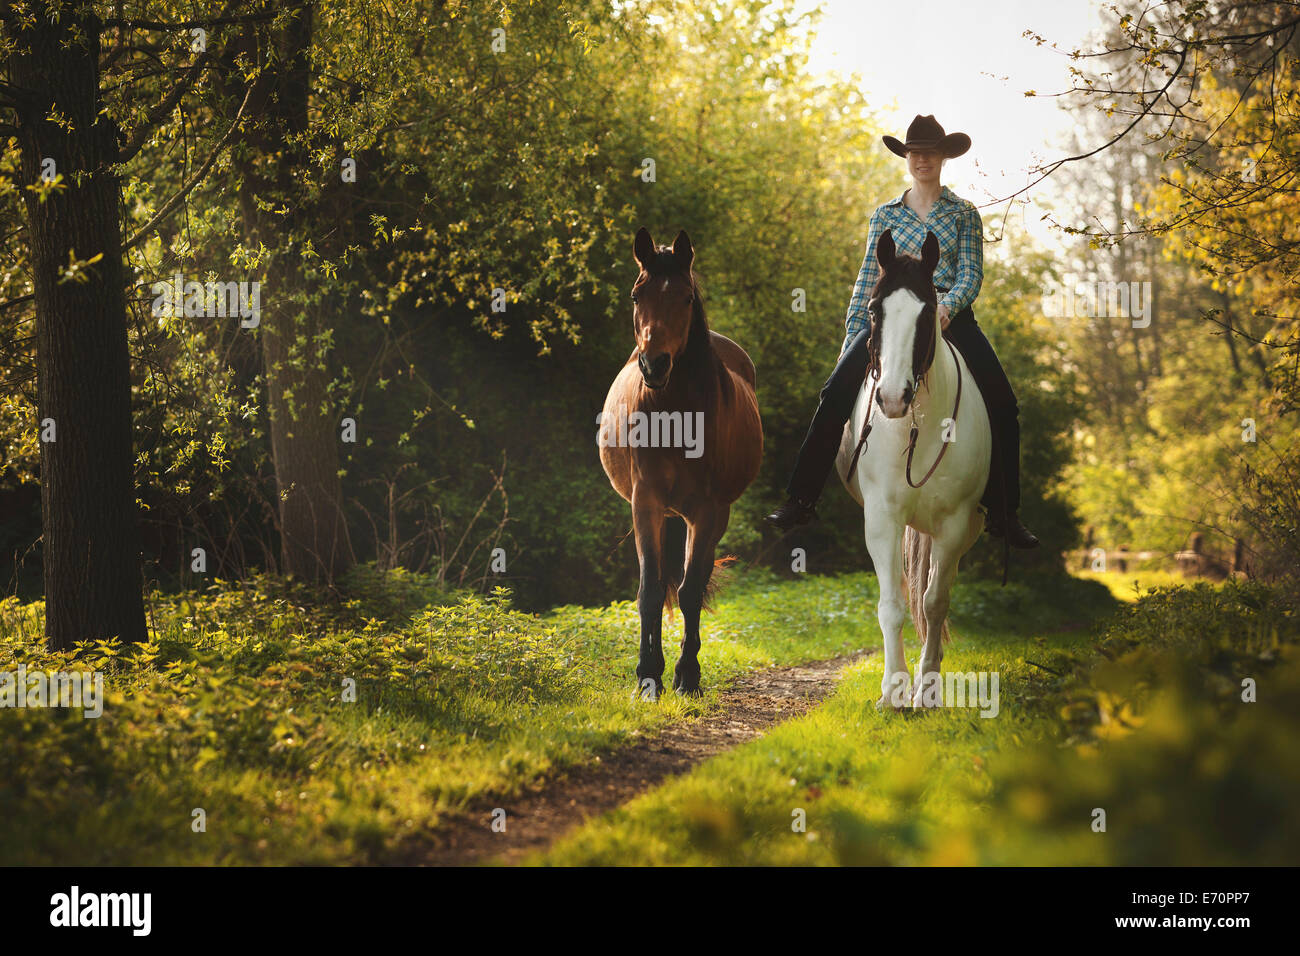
left=846, top=298, right=962, bottom=488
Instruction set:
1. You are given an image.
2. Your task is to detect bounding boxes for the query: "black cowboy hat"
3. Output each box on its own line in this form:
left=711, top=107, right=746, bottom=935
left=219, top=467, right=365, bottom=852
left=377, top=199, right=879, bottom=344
left=883, top=114, right=971, bottom=159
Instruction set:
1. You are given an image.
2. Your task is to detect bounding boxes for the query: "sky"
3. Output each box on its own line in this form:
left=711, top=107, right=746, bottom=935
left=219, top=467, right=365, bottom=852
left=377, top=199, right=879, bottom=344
left=797, top=0, right=1109, bottom=244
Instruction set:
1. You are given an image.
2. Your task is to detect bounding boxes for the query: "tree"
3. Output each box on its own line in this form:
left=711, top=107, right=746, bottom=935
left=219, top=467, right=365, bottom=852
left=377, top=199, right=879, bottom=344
left=1024, top=0, right=1300, bottom=575
left=3, top=2, right=147, bottom=649
left=230, top=2, right=353, bottom=583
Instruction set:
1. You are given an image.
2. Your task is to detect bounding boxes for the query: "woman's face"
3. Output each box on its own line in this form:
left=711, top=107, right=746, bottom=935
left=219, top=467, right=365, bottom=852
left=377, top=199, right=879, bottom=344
left=907, top=148, right=943, bottom=185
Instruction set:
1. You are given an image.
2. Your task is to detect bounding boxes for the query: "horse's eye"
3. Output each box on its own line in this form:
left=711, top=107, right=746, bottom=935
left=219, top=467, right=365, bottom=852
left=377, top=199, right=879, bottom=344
left=685, top=295, right=694, bottom=304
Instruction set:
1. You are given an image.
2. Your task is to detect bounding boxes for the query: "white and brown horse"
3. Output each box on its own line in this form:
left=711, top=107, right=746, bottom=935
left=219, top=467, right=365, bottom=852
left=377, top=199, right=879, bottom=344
left=599, top=228, right=762, bottom=699
left=836, top=230, right=991, bottom=709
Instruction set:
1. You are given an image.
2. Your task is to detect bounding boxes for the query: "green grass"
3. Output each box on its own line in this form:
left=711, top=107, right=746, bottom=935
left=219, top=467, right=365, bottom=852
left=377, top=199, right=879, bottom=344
left=0, top=564, right=875, bottom=864
left=540, top=577, right=1300, bottom=865
left=9, top=563, right=1286, bottom=866
left=1074, top=569, right=1197, bottom=602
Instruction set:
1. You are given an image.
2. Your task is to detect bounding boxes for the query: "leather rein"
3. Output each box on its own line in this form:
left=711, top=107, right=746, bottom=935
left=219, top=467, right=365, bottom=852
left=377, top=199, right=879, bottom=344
left=844, top=334, right=963, bottom=488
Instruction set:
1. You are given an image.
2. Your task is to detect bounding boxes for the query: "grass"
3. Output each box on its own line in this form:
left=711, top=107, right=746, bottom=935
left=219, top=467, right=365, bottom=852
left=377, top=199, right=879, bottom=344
left=1074, top=569, right=1199, bottom=602
left=9, top=562, right=1285, bottom=867
left=539, top=577, right=1300, bottom=865
left=0, top=563, right=875, bottom=864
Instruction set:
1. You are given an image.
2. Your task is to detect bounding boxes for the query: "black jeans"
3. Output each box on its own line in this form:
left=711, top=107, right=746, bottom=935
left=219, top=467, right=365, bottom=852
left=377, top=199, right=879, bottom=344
left=785, top=305, right=1021, bottom=514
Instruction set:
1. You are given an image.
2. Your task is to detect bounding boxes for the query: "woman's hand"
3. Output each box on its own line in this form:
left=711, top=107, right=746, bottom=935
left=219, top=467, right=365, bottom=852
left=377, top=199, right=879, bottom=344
left=937, top=303, right=951, bottom=330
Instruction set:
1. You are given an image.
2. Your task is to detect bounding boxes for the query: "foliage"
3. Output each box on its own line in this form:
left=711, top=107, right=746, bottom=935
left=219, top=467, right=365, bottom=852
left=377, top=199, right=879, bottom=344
left=542, top=577, right=1300, bottom=866
left=0, top=563, right=873, bottom=864
left=1041, top=0, right=1300, bottom=580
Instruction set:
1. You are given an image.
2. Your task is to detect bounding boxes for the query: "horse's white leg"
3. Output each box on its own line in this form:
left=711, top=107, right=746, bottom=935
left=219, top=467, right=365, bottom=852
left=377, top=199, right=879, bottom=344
left=913, top=511, right=981, bottom=708
left=865, top=516, right=910, bottom=709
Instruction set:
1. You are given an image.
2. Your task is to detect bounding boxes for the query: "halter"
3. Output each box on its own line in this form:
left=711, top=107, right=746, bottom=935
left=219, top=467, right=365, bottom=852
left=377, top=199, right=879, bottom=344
left=844, top=335, right=963, bottom=488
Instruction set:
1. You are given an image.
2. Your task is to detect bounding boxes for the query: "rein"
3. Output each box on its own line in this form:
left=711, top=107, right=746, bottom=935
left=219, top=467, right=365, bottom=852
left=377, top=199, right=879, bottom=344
left=844, top=336, right=963, bottom=489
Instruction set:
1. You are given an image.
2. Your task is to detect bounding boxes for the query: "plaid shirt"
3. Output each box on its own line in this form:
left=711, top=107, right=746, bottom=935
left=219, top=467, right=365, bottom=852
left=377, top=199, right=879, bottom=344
left=842, top=186, right=984, bottom=354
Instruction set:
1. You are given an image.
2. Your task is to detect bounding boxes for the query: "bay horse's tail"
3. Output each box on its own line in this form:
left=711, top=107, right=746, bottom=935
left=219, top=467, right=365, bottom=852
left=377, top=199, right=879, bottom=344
left=661, top=516, right=735, bottom=619
left=903, top=526, right=951, bottom=648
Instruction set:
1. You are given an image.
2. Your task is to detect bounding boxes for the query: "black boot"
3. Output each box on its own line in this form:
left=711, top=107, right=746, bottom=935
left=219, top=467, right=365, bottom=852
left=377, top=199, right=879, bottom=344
left=766, top=496, right=818, bottom=532
left=983, top=405, right=1040, bottom=549
left=771, top=332, right=874, bottom=534
left=987, top=511, right=1040, bottom=549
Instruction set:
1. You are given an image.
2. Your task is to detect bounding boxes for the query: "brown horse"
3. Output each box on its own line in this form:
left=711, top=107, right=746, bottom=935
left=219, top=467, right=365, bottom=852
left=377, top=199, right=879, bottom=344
left=599, top=228, right=762, bottom=698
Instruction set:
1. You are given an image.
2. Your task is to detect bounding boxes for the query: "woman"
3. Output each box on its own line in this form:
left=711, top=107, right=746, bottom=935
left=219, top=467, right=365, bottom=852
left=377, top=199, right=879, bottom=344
left=766, top=114, right=1039, bottom=549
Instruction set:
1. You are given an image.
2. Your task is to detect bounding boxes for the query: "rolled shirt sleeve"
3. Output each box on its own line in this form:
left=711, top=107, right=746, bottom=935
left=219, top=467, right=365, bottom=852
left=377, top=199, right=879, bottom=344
left=938, top=204, right=983, bottom=314
left=842, top=210, right=885, bottom=354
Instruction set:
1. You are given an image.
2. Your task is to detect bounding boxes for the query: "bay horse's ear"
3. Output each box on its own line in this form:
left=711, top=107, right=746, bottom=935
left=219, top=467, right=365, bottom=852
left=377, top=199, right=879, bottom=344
left=634, top=227, right=656, bottom=271
left=876, top=229, right=896, bottom=269
left=921, top=231, right=940, bottom=273
left=672, top=230, right=694, bottom=270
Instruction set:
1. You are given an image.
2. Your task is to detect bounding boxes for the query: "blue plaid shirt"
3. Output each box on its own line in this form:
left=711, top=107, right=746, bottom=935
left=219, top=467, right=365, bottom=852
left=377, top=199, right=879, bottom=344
left=842, top=186, right=984, bottom=354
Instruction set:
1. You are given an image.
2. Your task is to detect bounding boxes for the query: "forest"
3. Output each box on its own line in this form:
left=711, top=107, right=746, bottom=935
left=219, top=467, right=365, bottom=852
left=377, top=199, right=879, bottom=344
left=0, top=0, right=1297, bottom=872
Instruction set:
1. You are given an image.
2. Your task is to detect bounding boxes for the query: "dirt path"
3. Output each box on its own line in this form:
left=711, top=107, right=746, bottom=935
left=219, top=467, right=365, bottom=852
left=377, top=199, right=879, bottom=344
left=417, top=650, right=870, bottom=866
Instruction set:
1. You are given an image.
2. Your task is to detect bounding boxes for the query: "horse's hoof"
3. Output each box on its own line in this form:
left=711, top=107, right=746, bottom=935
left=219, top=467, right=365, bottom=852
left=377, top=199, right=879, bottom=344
left=912, top=673, right=942, bottom=709
left=672, top=661, right=702, bottom=695
left=877, top=675, right=912, bottom=712
left=632, top=677, right=663, bottom=702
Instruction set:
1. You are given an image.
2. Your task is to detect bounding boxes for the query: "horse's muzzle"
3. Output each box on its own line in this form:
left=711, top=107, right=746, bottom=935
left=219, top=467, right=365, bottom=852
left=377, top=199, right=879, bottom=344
left=876, top=384, right=913, bottom=419
left=639, top=351, right=671, bottom=389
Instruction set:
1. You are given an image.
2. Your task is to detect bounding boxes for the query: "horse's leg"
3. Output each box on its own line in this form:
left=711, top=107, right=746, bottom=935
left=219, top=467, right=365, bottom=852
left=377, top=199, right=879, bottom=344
left=632, top=487, right=667, bottom=700
left=913, top=511, right=982, bottom=708
left=865, top=515, right=909, bottom=709
left=673, top=502, right=727, bottom=696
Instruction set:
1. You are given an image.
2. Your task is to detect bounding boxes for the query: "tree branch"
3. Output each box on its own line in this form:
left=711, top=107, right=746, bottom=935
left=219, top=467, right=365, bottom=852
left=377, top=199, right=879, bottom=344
left=124, top=85, right=253, bottom=250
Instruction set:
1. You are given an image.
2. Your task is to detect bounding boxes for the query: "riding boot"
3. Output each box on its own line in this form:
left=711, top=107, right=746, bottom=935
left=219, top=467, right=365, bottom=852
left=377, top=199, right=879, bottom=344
left=983, top=410, right=1040, bottom=549
left=767, top=329, right=872, bottom=531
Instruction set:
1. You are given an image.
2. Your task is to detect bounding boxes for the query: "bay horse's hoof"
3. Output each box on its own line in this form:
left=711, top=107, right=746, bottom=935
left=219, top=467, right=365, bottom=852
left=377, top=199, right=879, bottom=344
left=672, top=662, right=702, bottom=697
left=632, top=676, right=663, bottom=702
left=672, top=676, right=703, bottom=698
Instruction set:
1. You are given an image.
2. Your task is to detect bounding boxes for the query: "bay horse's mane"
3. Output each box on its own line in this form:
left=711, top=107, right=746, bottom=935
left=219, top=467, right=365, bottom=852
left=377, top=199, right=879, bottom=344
left=640, top=245, right=714, bottom=380
left=633, top=245, right=739, bottom=425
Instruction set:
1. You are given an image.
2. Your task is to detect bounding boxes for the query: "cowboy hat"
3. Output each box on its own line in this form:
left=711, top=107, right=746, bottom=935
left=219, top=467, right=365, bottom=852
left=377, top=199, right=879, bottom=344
left=883, top=114, right=971, bottom=158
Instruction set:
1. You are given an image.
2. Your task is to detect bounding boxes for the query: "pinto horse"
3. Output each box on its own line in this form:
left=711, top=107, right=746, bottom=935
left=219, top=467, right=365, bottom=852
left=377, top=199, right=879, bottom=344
left=599, top=228, right=762, bottom=699
left=836, top=229, right=992, bottom=710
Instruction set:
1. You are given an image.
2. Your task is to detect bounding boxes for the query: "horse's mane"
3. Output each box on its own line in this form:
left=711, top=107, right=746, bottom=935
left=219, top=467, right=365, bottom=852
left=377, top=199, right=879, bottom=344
left=867, top=253, right=939, bottom=384
left=644, top=248, right=716, bottom=384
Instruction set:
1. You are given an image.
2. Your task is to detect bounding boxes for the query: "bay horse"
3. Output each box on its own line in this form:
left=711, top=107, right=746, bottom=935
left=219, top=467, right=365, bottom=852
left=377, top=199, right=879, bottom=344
left=835, top=229, right=991, bottom=709
left=599, top=228, right=762, bottom=699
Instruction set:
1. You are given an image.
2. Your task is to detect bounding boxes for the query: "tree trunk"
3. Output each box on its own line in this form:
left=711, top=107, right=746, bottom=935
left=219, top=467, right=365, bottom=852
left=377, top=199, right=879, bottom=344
left=7, top=3, right=147, bottom=649
left=236, top=4, right=352, bottom=583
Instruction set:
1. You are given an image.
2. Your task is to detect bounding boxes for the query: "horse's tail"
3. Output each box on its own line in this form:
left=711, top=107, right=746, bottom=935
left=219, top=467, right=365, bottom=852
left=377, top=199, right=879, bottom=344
left=902, top=526, right=951, bottom=648
left=703, top=555, right=737, bottom=611
left=661, top=516, right=734, bottom=618
left=662, top=516, right=687, bottom=620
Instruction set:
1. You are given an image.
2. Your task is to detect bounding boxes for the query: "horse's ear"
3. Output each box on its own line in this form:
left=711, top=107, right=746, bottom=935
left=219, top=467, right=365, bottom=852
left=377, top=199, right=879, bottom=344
left=672, top=230, right=694, bottom=270
left=921, top=231, right=940, bottom=273
left=876, top=229, right=896, bottom=269
left=634, top=227, right=656, bottom=270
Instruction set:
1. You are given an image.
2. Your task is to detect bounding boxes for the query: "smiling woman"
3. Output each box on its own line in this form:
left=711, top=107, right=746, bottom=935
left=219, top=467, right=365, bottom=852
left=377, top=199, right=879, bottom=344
left=768, top=113, right=1039, bottom=551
